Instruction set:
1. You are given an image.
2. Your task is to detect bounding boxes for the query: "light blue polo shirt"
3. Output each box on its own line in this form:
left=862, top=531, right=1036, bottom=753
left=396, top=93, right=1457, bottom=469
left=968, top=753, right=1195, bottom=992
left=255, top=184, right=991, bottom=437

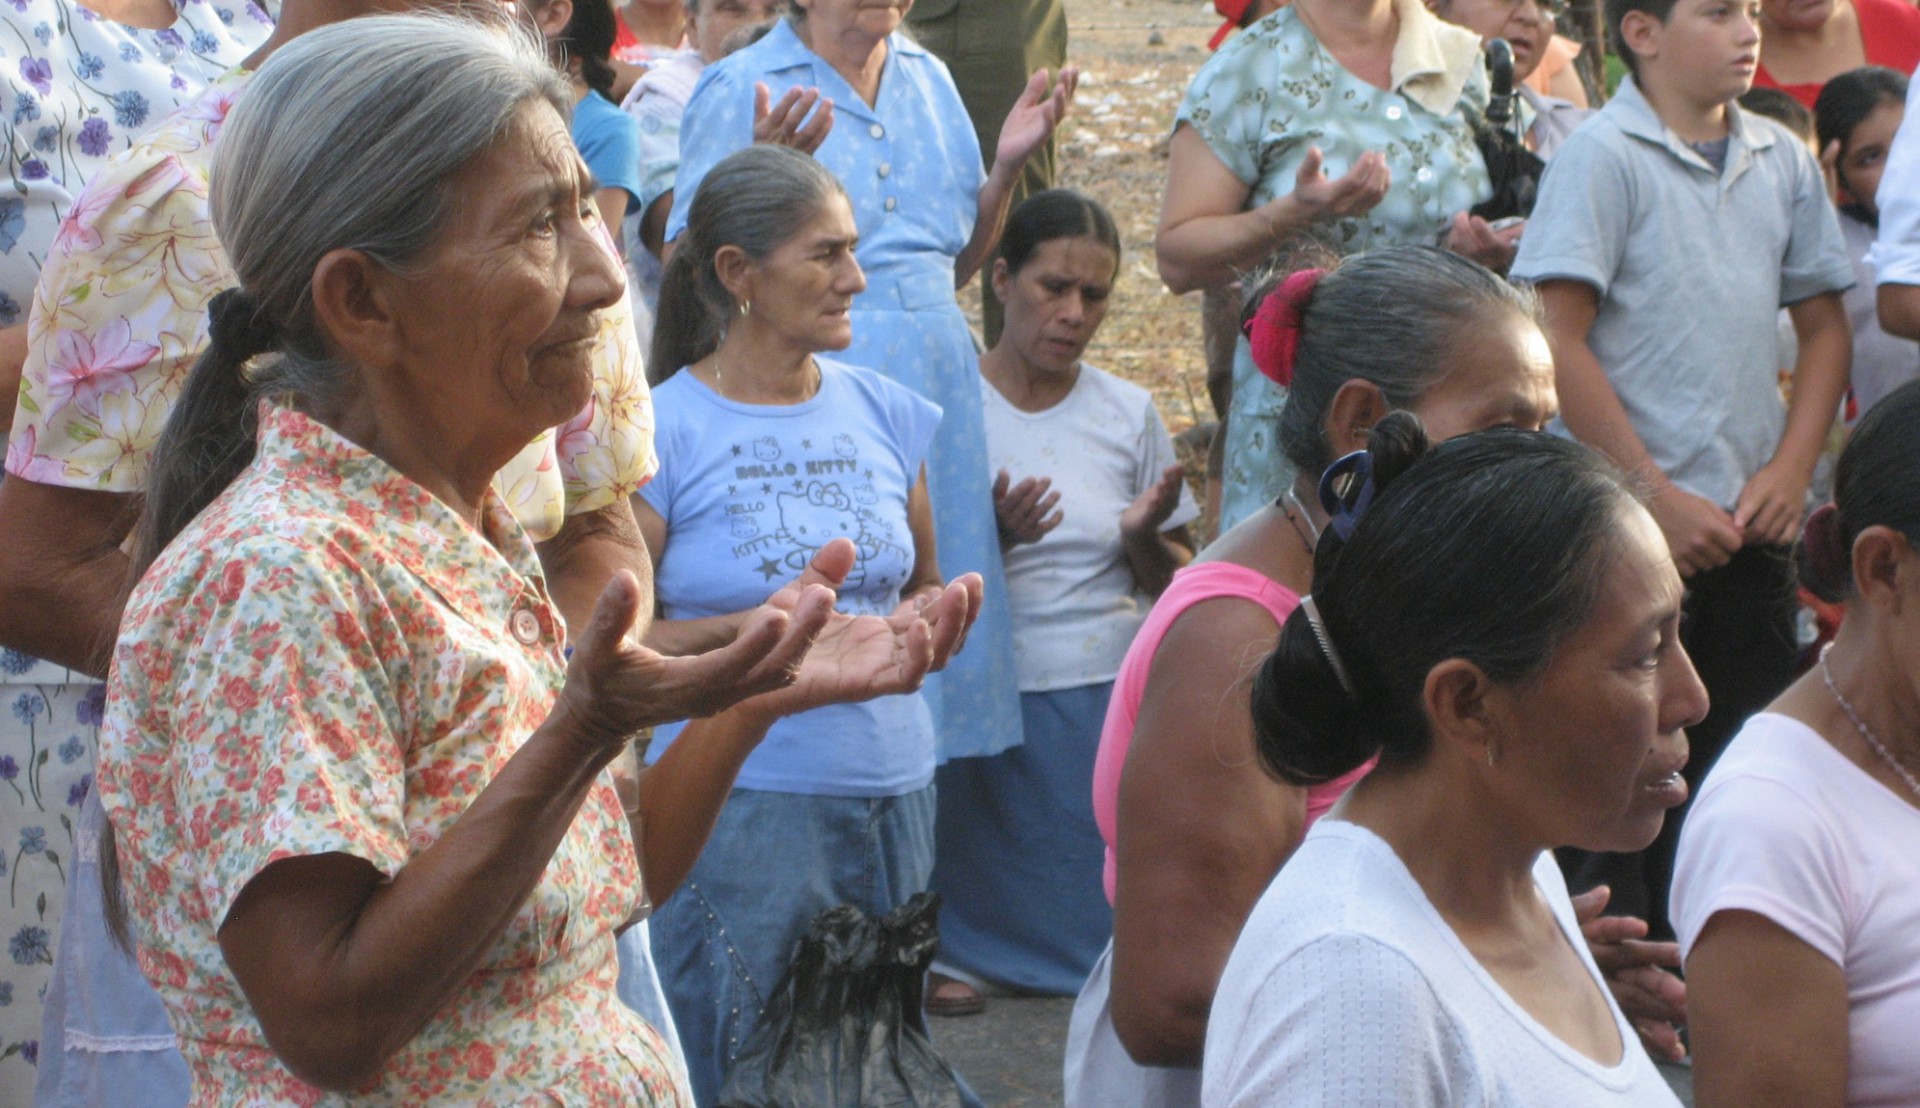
left=1513, top=77, right=1853, bottom=510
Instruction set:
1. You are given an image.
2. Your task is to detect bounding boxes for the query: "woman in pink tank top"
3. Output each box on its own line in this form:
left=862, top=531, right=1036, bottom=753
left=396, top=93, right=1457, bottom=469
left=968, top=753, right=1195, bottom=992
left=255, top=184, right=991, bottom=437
left=1067, top=246, right=1671, bottom=1107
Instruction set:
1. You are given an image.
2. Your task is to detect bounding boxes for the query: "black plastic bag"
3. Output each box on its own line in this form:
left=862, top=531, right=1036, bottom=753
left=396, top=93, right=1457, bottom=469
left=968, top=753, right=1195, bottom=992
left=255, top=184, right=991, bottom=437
left=717, top=892, right=964, bottom=1108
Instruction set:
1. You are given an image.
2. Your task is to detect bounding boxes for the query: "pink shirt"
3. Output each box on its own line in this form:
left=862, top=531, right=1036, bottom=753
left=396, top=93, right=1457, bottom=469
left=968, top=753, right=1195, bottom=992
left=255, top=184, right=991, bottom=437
left=1093, top=560, right=1372, bottom=903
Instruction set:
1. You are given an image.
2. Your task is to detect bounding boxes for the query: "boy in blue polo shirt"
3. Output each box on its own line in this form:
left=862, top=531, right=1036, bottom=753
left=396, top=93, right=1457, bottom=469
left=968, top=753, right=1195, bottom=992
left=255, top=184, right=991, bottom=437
left=1512, top=0, right=1853, bottom=937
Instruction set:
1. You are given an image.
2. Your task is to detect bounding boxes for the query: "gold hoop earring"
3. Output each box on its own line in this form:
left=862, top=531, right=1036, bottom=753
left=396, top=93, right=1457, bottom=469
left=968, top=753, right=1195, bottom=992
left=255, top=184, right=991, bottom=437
left=739, top=300, right=751, bottom=317
left=1485, top=741, right=1498, bottom=768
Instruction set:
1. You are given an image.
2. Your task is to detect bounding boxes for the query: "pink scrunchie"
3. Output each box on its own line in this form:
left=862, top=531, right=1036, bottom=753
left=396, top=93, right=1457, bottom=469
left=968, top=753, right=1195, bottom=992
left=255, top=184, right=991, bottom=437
left=1244, top=268, right=1326, bottom=388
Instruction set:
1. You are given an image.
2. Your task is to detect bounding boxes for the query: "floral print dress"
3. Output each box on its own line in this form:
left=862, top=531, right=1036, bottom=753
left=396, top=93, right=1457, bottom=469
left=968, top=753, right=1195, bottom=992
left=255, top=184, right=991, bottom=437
left=97, top=404, right=688, bottom=1106
left=0, top=2, right=266, bottom=1095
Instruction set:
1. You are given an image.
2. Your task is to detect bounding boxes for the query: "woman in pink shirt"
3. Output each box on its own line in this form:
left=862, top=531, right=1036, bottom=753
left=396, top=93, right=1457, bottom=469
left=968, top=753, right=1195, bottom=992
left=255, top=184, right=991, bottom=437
left=1675, top=382, right=1920, bottom=1106
left=1065, top=245, right=1680, bottom=1106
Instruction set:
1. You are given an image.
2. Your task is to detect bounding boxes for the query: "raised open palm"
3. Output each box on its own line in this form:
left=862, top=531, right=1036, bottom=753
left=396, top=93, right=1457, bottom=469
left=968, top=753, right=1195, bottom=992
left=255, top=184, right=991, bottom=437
left=995, top=66, right=1080, bottom=174
left=755, top=539, right=983, bottom=716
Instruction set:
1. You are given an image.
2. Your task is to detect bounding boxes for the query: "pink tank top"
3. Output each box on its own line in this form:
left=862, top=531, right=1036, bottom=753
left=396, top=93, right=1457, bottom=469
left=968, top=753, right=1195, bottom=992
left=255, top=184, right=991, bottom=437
left=1093, top=560, right=1372, bottom=903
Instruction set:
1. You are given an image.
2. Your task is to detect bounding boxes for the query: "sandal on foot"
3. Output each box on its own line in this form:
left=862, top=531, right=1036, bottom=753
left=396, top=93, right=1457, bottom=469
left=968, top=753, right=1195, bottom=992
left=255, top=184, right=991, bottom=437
left=926, top=972, right=987, bottom=1017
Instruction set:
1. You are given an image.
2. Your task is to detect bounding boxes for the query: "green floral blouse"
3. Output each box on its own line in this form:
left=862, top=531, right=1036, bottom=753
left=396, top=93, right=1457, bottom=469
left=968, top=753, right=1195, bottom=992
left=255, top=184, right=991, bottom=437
left=1185, top=0, right=1496, bottom=532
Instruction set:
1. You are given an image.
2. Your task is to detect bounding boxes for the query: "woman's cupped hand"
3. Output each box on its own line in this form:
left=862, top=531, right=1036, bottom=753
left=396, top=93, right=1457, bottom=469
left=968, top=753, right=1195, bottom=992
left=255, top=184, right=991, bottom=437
left=556, top=538, right=981, bottom=748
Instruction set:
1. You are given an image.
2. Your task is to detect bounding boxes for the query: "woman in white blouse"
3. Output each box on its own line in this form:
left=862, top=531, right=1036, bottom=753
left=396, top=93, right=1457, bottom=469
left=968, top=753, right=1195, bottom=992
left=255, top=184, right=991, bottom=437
left=1205, top=418, right=1701, bottom=1106
left=1675, top=381, right=1920, bottom=1107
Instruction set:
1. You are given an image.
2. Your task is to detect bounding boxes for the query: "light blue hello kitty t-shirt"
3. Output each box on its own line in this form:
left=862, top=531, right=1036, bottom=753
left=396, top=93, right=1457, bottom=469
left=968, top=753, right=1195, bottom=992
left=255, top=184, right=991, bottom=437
left=641, top=359, right=943, bottom=796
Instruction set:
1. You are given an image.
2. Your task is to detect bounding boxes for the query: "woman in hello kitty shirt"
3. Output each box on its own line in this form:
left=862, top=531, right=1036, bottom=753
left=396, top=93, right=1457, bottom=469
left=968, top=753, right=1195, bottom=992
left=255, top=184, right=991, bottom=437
left=632, top=144, right=982, bottom=1104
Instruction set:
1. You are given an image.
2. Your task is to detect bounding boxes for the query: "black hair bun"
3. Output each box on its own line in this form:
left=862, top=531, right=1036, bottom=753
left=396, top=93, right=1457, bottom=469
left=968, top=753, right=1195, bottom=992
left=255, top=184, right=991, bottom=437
left=1366, top=410, right=1432, bottom=496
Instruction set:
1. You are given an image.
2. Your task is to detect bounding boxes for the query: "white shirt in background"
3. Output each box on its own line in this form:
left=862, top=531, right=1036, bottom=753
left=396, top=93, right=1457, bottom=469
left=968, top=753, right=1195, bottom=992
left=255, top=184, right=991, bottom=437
left=1672, top=712, right=1920, bottom=1108
left=1840, top=213, right=1920, bottom=419
left=981, top=365, right=1198, bottom=692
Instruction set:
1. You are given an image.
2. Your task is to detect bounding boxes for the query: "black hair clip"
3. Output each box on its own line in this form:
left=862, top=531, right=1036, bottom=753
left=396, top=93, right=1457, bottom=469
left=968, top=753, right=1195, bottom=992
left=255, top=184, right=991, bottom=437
left=1317, top=449, right=1376, bottom=542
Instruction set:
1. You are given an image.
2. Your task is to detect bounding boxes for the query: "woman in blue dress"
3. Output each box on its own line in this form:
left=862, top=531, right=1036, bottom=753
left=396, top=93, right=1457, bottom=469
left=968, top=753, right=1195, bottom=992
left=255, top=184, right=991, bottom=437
left=665, top=0, right=1074, bottom=761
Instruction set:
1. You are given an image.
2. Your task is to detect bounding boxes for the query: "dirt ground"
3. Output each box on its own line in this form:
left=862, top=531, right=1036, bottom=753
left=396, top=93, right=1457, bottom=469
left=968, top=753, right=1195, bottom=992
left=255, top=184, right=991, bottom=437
left=971, top=0, right=1228, bottom=439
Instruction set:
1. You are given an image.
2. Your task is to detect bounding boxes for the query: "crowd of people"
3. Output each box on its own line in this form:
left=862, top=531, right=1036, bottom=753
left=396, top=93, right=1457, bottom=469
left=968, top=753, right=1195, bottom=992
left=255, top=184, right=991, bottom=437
left=0, top=0, right=1917, bottom=1104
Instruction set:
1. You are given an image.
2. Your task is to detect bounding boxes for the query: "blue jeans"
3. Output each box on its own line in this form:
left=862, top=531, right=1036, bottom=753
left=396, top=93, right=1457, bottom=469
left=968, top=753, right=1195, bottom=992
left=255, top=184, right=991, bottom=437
left=648, top=785, right=937, bottom=1106
left=34, top=790, right=189, bottom=1107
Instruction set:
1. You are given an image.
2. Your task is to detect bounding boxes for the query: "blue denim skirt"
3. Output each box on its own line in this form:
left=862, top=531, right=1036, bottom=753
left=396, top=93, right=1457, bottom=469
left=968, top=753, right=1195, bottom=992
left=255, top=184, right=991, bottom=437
left=648, top=785, right=936, bottom=1106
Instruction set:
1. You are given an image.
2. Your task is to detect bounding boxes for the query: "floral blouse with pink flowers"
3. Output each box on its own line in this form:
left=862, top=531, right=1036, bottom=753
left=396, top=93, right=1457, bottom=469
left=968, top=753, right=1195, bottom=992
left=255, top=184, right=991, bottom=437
left=96, top=404, right=687, bottom=1106
left=5, top=65, right=658, bottom=541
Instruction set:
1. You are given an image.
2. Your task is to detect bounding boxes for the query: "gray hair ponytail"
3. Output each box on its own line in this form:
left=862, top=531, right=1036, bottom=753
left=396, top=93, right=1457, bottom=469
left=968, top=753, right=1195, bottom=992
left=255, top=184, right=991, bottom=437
left=105, top=14, right=570, bottom=952
left=649, top=144, right=847, bottom=380
left=1254, top=245, right=1543, bottom=481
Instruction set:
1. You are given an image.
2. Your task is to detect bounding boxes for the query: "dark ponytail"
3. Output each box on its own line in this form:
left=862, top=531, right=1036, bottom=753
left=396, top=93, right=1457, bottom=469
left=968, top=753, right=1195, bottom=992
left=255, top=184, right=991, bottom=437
left=1252, top=412, right=1430, bottom=784
left=555, top=0, right=620, bottom=98
left=1798, top=380, right=1920, bottom=602
left=1252, top=416, right=1645, bottom=787
left=649, top=145, right=849, bottom=382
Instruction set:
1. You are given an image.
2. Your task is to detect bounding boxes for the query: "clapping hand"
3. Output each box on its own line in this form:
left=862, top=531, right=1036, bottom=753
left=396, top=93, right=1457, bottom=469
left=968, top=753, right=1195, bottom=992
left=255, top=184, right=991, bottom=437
left=754, top=82, right=835, bottom=154
left=557, top=568, right=837, bottom=749
left=1121, top=465, right=1186, bottom=540
left=993, top=468, right=1064, bottom=549
left=994, top=66, right=1079, bottom=177
left=1573, top=885, right=1688, bottom=1063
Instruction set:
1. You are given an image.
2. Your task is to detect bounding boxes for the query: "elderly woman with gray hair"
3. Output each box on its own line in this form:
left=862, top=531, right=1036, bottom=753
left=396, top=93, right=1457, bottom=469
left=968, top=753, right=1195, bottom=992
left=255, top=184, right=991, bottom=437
left=93, top=14, right=977, bottom=1103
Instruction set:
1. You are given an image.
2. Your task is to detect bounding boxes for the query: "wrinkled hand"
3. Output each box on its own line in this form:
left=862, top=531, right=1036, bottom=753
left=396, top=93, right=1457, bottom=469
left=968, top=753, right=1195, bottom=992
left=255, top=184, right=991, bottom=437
left=994, top=66, right=1079, bottom=174
left=753, top=82, right=835, bottom=154
left=1651, top=484, right=1743, bottom=577
left=1573, top=886, right=1688, bottom=1062
left=557, top=569, right=836, bottom=748
left=1734, top=459, right=1812, bottom=547
left=1289, top=147, right=1390, bottom=222
left=992, top=468, right=1063, bottom=549
left=1445, top=211, right=1524, bottom=271
left=1121, top=464, right=1185, bottom=539
left=751, top=542, right=984, bottom=718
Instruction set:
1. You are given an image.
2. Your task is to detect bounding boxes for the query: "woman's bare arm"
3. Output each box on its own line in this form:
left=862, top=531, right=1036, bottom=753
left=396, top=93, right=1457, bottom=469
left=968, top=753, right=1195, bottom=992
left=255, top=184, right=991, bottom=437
left=1686, top=909, right=1849, bottom=1108
left=1110, top=597, right=1309, bottom=1067
left=1155, top=126, right=1388, bottom=293
left=217, top=571, right=832, bottom=1091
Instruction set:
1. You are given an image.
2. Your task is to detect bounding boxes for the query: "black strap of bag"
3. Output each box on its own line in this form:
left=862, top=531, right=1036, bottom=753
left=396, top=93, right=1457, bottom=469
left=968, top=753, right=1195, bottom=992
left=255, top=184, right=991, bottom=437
left=1469, top=38, right=1547, bottom=223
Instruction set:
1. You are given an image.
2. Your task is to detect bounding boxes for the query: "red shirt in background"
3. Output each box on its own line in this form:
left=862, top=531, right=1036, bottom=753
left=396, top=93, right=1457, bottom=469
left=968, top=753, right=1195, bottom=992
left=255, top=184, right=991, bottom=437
left=1753, top=0, right=1920, bottom=109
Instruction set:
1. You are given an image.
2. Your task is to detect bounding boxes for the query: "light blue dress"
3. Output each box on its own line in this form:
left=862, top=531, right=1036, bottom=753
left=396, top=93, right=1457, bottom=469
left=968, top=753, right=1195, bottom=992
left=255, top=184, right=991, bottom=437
left=667, top=18, right=1023, bottom=760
